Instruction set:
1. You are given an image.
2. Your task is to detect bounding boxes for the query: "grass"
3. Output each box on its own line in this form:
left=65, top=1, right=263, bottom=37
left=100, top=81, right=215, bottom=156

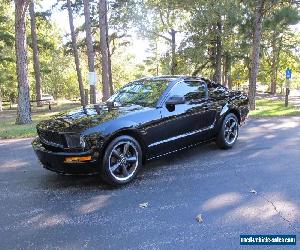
left=0, top=102, right=81, bottom=139
left=250, top=98, right=300, bottom=118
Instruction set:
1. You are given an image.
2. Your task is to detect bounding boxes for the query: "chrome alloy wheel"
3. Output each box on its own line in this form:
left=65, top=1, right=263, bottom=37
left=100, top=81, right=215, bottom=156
left=108, top=141, right=139, bottom=181
left=224, top=117, right=238, bottom=144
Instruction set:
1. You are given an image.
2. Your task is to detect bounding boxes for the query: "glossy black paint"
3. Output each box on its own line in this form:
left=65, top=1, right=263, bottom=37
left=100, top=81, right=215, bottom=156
left=32, top=76, right=249, bottom=175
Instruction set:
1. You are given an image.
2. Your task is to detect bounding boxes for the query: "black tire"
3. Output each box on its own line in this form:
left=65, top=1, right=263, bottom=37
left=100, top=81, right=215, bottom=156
left=216, top=113, right=239, bottom=149
left=101, top=135, right=142, bottom=186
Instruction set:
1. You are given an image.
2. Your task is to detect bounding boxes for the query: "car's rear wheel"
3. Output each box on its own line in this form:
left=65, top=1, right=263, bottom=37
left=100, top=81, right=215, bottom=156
left=101, top=135, right=142, bottom=186
left=216, top=113, right=239, bottom=149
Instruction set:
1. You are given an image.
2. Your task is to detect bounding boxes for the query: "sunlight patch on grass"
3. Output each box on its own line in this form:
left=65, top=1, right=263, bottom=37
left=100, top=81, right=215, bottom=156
left=250, top=99, right=300, bottom=118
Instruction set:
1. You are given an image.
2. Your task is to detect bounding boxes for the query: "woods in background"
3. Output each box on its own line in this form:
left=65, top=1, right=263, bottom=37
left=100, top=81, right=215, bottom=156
left=1, top=0, right=300, bottom=123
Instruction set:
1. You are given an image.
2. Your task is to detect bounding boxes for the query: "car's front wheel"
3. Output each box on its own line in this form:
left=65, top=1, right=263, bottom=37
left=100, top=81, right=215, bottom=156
left=216, top=113, right=239, bottom=149
left=101, top=135, right=142, bottom=186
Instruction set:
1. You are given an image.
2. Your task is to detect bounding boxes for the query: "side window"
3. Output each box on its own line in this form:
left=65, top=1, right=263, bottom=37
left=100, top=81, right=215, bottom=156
left=168, top=81, right=207, bottom=103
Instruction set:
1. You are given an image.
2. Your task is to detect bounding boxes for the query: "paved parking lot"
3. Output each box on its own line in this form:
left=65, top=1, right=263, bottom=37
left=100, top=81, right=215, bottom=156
left=0, top=117, right=299, bottom=249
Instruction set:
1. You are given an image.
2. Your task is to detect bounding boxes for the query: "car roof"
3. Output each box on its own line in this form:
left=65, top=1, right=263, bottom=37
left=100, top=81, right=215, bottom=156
left=135, top=75, right=222, bottom=88
left=138, top=75, right=197, bottom=81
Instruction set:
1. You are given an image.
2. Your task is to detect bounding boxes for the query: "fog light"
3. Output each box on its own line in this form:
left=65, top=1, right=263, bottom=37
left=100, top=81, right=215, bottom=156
left=64, top=156, right=92, bottom=163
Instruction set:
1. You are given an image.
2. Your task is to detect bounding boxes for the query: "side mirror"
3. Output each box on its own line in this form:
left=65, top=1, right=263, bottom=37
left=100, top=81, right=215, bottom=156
left=165, top=95, right=185, bottom=106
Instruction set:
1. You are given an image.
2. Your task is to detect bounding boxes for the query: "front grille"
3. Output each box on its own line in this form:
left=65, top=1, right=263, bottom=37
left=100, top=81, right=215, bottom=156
left=37, top=129, right=66, bottom=147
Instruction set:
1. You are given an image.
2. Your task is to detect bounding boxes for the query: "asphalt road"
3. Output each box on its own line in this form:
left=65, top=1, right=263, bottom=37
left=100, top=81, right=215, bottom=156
left=0, top=117, right=299, bottom=250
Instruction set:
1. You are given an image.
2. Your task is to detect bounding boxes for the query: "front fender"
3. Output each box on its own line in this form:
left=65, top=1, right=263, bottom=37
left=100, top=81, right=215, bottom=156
left=101, top=125, right=147, bottom=162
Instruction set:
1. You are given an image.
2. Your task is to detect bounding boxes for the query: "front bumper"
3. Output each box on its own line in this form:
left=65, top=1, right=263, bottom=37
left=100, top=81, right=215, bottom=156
left=240, top=106, right=249, bottom=125
left=32, top=138, right=100, bottom=175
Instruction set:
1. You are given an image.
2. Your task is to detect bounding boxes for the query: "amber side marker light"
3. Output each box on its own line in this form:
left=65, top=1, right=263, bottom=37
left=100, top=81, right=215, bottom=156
left=64, top=156, right=92, bottom=163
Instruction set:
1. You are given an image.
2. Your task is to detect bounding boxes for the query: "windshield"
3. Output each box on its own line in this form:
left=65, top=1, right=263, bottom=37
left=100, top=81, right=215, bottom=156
left=107, top=80, right=170, bottom=107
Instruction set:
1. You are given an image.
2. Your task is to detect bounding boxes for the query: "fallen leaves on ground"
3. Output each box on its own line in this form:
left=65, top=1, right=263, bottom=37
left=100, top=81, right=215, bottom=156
left=195, top=214, right=204, bottom=223
left=139, top=202, right=149, bottom=208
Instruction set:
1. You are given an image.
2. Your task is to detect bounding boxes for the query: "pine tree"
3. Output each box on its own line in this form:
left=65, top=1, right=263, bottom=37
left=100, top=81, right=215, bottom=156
left=29, top=1, right=42, bottom=107
left=66, top=0, right=85, bottom=106
left=15, top=0, right=32, bottom=124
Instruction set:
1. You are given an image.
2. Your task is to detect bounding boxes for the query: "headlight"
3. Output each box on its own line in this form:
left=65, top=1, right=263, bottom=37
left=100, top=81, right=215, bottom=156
left=83, top=133, right=103, bottom=149
left=64, top=133, right=81, bottom=148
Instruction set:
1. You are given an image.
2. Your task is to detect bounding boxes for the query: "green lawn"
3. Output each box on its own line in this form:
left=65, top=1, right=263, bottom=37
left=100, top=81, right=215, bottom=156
left=250, top=99, right=300, bottom=117
left=0, top=102, right=80, bottom=139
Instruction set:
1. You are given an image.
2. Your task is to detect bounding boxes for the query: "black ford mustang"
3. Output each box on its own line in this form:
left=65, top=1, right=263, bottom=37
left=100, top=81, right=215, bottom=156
left=32, top=76, right=249, bottom=185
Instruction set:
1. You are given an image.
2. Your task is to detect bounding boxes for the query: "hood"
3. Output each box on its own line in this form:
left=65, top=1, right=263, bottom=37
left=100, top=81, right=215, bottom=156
left=37, top=103, right=146, bottom=133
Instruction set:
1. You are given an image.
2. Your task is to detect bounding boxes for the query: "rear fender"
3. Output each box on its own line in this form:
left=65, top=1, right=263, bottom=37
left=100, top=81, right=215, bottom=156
left=216, top=104, right=241, bottom=131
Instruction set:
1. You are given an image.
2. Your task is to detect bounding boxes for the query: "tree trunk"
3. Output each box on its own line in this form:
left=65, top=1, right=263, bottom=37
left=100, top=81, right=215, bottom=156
left=99, top=0, right=111, bottom=102
left=155, top=40, right=159, bottom=75
left=29, top=1, right=42, bottom=107
left=224, top=53, right=232, bottom=89
left=67, top=0, right=85, bottom=106
left=108, top=50, right=114, bottom=95
left=209, top=38, right=216, bottom=80
left=15, top=0, right=32, bottom=124
left=228, top=73, right=232, bottom=90
left=83, top=0, right=96, bottom=104
left=106, top=3, right=113, bottom=95
left=222, top=57, right=226, bottom=86
left=270, top=36, right=282, bottom=94
left=213, top=21, right=222, bottom=83
left=170, top=29, right=177, bottom=75
left=0, top=88, right=3, bottom=112
left=270, top=45, right=277, bottom=94
left=248, top=0, right=265, bottom=110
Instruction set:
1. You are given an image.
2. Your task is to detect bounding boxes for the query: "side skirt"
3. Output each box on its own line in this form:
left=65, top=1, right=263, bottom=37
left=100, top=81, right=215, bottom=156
left=146, top=137, right=216, bottom=161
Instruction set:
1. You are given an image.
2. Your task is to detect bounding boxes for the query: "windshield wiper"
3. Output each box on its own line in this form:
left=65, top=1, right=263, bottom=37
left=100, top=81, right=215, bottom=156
left=121, top=101, right=150, bottom=106
left=133, top=101, right=152, bottom=106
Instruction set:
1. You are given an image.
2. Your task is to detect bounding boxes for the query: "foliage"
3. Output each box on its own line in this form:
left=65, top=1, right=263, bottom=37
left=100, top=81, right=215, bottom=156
left=1, top=0, right=300, bottom=117
left=0, top=1, right=16, bottom=102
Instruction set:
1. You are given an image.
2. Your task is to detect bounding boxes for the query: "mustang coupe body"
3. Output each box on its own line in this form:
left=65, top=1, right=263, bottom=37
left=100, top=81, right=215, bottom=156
left=32, top=76, right=249, bottom=185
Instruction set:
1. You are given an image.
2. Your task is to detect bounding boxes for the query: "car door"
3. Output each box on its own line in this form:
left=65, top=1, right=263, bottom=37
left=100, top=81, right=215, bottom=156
left=148, top=80, right=217, bottom=156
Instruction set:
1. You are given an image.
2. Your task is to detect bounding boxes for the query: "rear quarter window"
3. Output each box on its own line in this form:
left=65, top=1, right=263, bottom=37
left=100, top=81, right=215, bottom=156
left=208, top=85, right=229, bottom=99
